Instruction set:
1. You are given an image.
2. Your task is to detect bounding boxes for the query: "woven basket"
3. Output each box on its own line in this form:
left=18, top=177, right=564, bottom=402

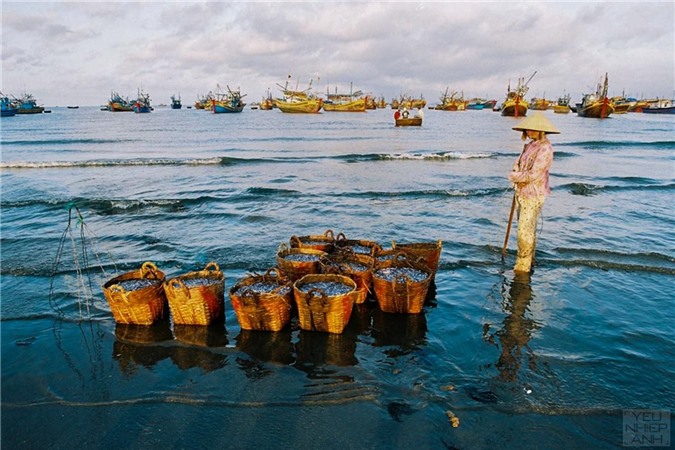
left=102, top=261, right=167, bottom=325
left=163, top=262, right=225, bottom=326
left=229, top=268, right=294, bottom=331
left=276, top=243, right=327, bottom=282
left=319, top=250, right=373, bottom=304
left=335, top=232, right=382, bottom=256
left=290, top=229, right=336, bottom=253
left=293, top=274, right=358, bottom=334
left=392, top=240, right=443, bottom=279
left=372, top=253, right=432, bottom=314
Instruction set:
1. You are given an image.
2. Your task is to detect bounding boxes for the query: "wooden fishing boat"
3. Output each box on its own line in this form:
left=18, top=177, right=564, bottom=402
left=1, top=93, right=18, bottom=117
left=395, top=116, right=422, bottom=127
left=15, top=93, right=45, bottom=114
left=276, top=77, right=322, bottom=113
left=365, top=96, right=376, bottom=110
left=259, top=89, right=274, bottom=110
left=211, top=85, right=246, bottom=113
left=436, top=87, right=467, bottom=111
left=553, top=93, right=571, bottom=114
left=376, top=96, right=387, bottom=109
left=109, top=91, right=133, bottom=112
left=529, top=97, right=550, bottom=111
left=323, top=85, right=366, bottom=112
left=500, top=71, right=536, bottom=117
left=133, top=89, right=152, bottom=113
left=642, top=99, right=675, bottom=114
left=194, top=92, right=213, bottom=110
left=396, top=94, right=426, bottom=110
left=170, top=94, right=182, bottom=110
left=577, top=73, right=614, bottom=118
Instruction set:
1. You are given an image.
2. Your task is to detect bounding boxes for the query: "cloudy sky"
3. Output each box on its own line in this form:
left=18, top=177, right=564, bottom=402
left=2, top=1, right=673, bottom=107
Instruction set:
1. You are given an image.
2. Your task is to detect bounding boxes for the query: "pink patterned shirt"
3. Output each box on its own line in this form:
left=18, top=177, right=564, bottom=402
left=508, top=138, right=553, bottom=198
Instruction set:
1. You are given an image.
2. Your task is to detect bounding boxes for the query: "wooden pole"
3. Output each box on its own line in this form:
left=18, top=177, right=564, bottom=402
left=502, top=193, right=517, bottom=258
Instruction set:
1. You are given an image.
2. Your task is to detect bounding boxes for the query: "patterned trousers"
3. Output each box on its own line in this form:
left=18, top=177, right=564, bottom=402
left=514, top=195, right=545, bottom=273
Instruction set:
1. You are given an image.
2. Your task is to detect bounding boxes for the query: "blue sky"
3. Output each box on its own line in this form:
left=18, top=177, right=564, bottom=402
left=2, top=1, right=673, bottom=106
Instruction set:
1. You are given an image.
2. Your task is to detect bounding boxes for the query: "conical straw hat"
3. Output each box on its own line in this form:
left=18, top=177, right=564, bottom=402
left=512, top=112, right=560, bottom=134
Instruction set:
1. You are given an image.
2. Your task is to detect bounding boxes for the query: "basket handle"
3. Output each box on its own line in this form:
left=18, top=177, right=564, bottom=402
left=141, top=261, right=160, bottom=279
left=240, top=288, right=258, bottom=306
left=168, top=278, right=191, bottom=298
left=336, top=232, right=347, bottom=242
left=323, top=229, right=335, bottom=239
left=289, top=235, right=302, bottom=247
left=264, top=267, right=283, bottom=280
left=306, top=288, right=328, bottom=308
left=204, top=261, right=220, bottom=273
left=277, top=242, right=290, bottom=253
left=395, top=273, right=412, bottom=285
left=109, top=284, right=130, bottom=303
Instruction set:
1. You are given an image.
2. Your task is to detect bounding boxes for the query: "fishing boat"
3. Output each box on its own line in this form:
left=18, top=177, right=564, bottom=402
left=395, top=116, right=422, bottom=127
left=500, top=71, right=535, bottom=117
left=15, top=93, right=45, bottom=114
left=1, top=93, right=18, bottom=117
left=577, top=73, right=614, bottom=118
left=396, top=94, right=426, bottom=110
left=133, top=89, right=152, bottom=113
left=171, top=94, right=182, bottom=110
left=194, top=92, right=213, bottom=110
left=436, top=88, right=467, bottom=111
left=553, top=93, right=571, bottom=114
left=642, top=99, right=675, bottom=114
left=259, top=89, right=274, bottom=110
left=275, top=77, right=323, bottom=114
left=108, top=91, right=133, bottom=112
left=211, top=85, right=246, bottom=113
left=365, top=95, right=376, bottom=110
left=376, top=96, right=387, bottom=109
left=323, top=83, right=366, bottom=112
left=529, top=96, right=550, bottom=111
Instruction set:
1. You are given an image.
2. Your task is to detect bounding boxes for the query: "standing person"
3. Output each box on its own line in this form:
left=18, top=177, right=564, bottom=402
left=507, top=112, right=560, bottom=273
left=415, top=106, right=425, bottom=120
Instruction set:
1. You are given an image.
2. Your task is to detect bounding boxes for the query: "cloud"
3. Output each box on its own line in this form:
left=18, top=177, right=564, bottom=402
left=2, top=1, right=672, bottom=106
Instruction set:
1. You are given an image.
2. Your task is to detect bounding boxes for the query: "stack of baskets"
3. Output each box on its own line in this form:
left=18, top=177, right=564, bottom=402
left=101, top=233, right=443, bottom=334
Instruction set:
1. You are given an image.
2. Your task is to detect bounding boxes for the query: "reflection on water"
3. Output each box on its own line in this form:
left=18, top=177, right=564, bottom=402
left=113, top=320, right=173, bottom=376
left=371, top=308, right=428, bottom=357
left=295, top=330, right=358, bottom=370
left=235, top=329, right=294, bottom=365
left=113, top=320, right=228, bottom=375
left=173, top=321, right=228, bottom=347
left=484, top=273, right=540, bottom=383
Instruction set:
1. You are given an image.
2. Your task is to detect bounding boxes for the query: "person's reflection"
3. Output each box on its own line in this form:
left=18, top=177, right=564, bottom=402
left=486, top=272, right=539, bottom=382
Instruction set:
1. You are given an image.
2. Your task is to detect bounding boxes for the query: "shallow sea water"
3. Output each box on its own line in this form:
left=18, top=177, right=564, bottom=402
left=1, top=105, right=674, bottom=449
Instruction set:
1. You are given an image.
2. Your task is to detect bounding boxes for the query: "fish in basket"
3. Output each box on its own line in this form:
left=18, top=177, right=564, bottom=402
left=372, top=253, right=432, bottom=314
left=289, top=229, right=336, bottom=253
left=229, top=268, right=294, bottom=332
left=334, top=232, right=382, bottom=256
left=102, top=261, right=167, bottom=325
left=163, top=262, right=225, bottom=326
left=392, top=240, right=442, bottom=280
left=293, top=274, right=359, bottom=334
left=276, top=243, right=327, bottom=282
left=319, top=250, right=373, bottom=304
